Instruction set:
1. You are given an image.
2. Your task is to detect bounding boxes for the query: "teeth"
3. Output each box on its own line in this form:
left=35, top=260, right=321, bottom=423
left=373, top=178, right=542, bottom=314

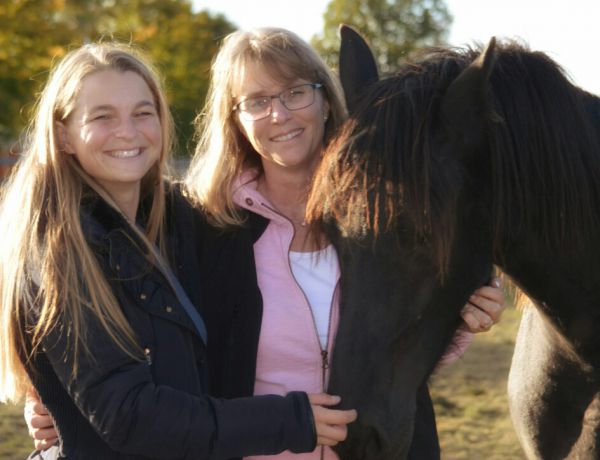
left=109, top=149, right=141, bottom=158
left=272, top=129, right=302, bottom=142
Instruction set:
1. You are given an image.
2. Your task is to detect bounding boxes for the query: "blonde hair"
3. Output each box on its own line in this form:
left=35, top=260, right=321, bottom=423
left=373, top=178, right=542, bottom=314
left=184, top=27, right=347, bottom=227
left=0, top=42, right=175, bottom=402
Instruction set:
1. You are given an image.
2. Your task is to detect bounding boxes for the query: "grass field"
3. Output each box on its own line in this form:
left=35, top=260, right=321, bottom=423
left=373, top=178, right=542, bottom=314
left=431, top=306, right=526, bottom=459
left=0, top=307, right=525, bottom=460
left=0, top=402, right=30, bottom=459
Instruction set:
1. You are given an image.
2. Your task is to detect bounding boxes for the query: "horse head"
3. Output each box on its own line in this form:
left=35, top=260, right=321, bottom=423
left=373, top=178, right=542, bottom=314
left=307, top=26, right=499, bottom=459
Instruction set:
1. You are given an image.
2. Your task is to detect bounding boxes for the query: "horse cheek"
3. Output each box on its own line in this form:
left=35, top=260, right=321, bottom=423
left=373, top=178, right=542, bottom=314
left=328, top=258, right=419, bottom=458
left=330, top=366, right=417, bottom=460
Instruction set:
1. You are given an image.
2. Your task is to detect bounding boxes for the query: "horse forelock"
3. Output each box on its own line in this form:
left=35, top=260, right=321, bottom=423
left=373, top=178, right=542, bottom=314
left=309, top=49, right=477, bottom=276
left=487, top=42, right=600, bottom=256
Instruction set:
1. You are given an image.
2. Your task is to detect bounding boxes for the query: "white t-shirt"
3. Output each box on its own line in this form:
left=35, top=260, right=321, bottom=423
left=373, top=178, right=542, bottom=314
left=289, top=244, right=338, bottom=349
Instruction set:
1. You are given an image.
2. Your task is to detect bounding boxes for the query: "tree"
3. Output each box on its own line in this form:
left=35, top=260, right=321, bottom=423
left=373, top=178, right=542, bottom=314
left=0, top=0, right=75, bottom=147
left=312, top=0, right=453, bottom=75
left=0, top=0, right=235, bottom=155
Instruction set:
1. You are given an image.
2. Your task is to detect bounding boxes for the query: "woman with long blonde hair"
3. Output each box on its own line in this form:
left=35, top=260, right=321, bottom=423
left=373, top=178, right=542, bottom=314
left=0, top=42, right=172, bottom=403
left=183, top=27, right=505, bottom=460
left=0, top=42, right=357, bottom=459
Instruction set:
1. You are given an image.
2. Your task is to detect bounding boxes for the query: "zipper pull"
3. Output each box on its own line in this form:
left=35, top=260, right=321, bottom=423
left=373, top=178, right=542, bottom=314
left=321, top=350, right=329, bottom=370
left=144, top=347, right=152, bottom=365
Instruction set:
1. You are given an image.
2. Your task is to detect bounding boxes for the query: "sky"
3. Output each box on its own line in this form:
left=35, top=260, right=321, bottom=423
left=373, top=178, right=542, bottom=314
left=192, top=0, right=600, bottom=96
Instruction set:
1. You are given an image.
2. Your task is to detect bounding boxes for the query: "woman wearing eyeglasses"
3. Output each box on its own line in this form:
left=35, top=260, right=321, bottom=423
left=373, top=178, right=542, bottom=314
left=180, top=27, right=506, bottom=460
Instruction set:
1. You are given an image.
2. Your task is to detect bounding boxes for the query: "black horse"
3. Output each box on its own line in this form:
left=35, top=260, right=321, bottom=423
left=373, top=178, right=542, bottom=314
left=307, top=26, right=600, bottom=460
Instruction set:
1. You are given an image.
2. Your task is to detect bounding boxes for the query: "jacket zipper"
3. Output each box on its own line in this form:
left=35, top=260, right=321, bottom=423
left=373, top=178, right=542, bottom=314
left=321, top=283, right=339, bottom=389
left=319, top=284, right=339, bottom=460
left=286, top=256, right=334, bottom=460
left=144, top=347, right=152, bottom=365
left=260, top=202, right=340, bottom=460
left=261, top=203, right=334, bottom=387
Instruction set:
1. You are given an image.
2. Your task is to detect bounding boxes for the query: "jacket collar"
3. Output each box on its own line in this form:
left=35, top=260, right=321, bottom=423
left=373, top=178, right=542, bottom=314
left=232, top=170, right=294, bottom=225
left=80, top=188, right=154, bottom=247
left=80, top=188, right=207, bottom=344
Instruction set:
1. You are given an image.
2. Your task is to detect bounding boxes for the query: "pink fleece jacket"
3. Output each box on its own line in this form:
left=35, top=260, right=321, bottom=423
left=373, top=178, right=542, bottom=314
left=232, top=174, right=473, bottom=460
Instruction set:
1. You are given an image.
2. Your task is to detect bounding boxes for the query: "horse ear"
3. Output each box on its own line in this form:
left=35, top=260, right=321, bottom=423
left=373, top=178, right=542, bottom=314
left=441, top=37, right=497, bottom=152
left=339, top=24, right=379, bottom=114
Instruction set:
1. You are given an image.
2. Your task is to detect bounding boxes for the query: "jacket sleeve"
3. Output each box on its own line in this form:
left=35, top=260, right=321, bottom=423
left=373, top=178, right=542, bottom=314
left=434, top=325, right=473, bottom=368
left=40, top=310, right=317, bottom=459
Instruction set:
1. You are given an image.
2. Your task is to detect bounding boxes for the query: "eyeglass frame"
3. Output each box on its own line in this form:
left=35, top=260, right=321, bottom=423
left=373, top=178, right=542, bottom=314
left=232, top=83, right=324, bottom=121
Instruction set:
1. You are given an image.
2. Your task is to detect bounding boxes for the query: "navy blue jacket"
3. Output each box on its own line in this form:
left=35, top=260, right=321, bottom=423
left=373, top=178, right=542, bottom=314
left=25, top=187, right=316, bottom=459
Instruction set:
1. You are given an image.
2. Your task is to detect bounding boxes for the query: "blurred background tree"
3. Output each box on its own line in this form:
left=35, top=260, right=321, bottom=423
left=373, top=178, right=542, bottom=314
left=312, top=0, right=452, bottom=74
left=0, top=0, right=451, bottom=155
left=0, top=0, right=234, bottom=155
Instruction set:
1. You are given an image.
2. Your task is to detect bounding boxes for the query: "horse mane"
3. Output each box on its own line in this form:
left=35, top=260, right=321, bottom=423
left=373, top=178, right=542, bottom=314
left=309, top=45, right=477, bottom=274
left=487, top=43, right=600, bottom=256
left=308, top=40, right=600, bottom=275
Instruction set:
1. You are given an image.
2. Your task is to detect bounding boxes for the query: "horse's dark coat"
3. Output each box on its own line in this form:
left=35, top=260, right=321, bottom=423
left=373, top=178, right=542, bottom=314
left=309, top=26, right=600, bottom=460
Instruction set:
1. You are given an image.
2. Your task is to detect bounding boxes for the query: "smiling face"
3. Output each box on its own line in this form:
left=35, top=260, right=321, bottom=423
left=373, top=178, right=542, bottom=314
left=60, top=69, right=162, bottom=204
left=234, top=61, right=330, bottom=176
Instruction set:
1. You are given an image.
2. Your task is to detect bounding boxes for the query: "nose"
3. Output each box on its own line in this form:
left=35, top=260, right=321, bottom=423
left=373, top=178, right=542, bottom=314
left=270, top=97, right=292, bottom=123
left=115, top=116, right=137, bottom=139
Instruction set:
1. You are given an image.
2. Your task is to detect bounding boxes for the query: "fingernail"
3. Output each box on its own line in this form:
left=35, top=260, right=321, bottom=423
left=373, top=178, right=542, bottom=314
left=492, top=278, right=501, bottom=288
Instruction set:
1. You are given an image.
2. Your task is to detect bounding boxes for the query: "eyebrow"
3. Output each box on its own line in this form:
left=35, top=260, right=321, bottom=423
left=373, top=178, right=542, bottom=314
left=87, top=100, right=156, bottom=113
left=237, top=91, right=270, bottom=101
left=238, top=81, right=307, bottom=100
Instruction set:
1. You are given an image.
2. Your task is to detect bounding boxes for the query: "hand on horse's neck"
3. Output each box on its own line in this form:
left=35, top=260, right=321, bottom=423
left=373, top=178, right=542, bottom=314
left=258, top=169, right=324, bottom=252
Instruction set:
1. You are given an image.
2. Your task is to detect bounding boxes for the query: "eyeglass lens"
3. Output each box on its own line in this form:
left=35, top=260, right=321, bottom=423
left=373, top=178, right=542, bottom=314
left=237, top=84, right=321, bottom=121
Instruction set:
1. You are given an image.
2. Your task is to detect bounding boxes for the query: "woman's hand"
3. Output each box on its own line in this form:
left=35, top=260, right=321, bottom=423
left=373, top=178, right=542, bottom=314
left=308, top=393, right=357, bottom=446
left=24, top=388, right=58, bottom=450
left=460, top=277, right=506, bottom=333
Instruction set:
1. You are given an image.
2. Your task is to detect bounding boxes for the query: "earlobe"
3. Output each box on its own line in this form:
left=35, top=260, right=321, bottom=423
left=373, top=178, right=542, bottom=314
left=323, top=100, right=331, bottom=123
left=55, top=121, right=75, bottom=155
left=234, top=115, right=248, bottom=138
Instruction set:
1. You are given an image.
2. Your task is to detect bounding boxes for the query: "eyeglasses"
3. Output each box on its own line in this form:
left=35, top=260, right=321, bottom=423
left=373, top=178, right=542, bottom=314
left=233, top=83, right=324, bottom=121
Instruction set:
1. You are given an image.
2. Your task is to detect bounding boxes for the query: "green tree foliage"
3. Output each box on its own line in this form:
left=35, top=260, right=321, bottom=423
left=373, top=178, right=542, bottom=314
left=0, top=0, right=235, bottom=155
left=312, top=0, right=452, bottom=75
